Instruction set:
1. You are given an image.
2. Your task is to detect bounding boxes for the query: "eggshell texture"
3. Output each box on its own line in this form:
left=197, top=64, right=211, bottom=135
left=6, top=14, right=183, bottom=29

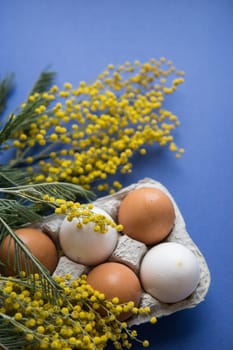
left=140, top=242, right=200, bottom=303
left=87, top=262, right=142, bottom=321
left=59, top=206, right=119, bottom=266
left=0, top=228, right=59, bottom=276
left=117, top=187, right=175, bottom=245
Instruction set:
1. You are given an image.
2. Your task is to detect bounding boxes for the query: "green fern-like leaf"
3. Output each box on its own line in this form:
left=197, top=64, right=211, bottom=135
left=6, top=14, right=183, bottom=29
left=0, top=199, right=41, bottom=229
left=0, top=100, right=45, bottom=145
left=0, top=166, right=28, bottom=187
left=0, top=315, right=30, bottom=350
left=0, top=74, right=14, bottom=117
left=0, top=70, right=55, bottom=146
left=29, top=70, right=55, bottom=95
left=0, top=181, right=94, bottom=203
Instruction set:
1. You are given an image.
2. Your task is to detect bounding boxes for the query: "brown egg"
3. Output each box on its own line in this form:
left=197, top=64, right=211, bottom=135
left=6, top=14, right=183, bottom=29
left=0, top=227, right=59, bottom=276
left=87, top=262, right=142, bottom=321
left=117, top=187, right=175, bottom=245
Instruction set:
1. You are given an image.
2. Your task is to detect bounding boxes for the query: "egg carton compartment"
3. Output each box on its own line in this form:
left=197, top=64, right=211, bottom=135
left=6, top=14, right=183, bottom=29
left=46, top=178, right=210, bottom=326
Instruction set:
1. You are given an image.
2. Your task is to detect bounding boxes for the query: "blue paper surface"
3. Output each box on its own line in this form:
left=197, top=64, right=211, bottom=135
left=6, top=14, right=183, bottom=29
left=1, top=0, right=233, bottom=349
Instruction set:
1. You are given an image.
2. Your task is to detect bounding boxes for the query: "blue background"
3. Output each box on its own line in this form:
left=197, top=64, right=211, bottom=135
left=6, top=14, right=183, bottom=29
left=1, top=0, right=233, bottom=349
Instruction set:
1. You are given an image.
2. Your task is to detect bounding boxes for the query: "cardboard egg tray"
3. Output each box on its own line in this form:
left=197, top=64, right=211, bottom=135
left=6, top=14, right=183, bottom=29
left=41, top=178, right=211, bottom=326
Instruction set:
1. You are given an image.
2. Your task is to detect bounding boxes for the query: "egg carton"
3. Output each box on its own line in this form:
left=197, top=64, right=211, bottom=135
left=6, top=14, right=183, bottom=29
left=42, top=178, right=211, bottom=326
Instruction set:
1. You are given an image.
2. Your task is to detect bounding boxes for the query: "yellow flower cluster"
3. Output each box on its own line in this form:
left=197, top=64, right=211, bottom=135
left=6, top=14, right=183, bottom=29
left=0, top=274, right=155, bottom=349
left=43, top=195, right=123, bottom=233
left=10, top=58, right=185, bottom=193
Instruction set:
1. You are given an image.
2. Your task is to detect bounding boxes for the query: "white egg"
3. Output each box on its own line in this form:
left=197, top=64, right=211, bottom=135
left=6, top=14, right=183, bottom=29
left=140, top=242, right=200, bottom=303
left=59, top=206, right=119, bottom=266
